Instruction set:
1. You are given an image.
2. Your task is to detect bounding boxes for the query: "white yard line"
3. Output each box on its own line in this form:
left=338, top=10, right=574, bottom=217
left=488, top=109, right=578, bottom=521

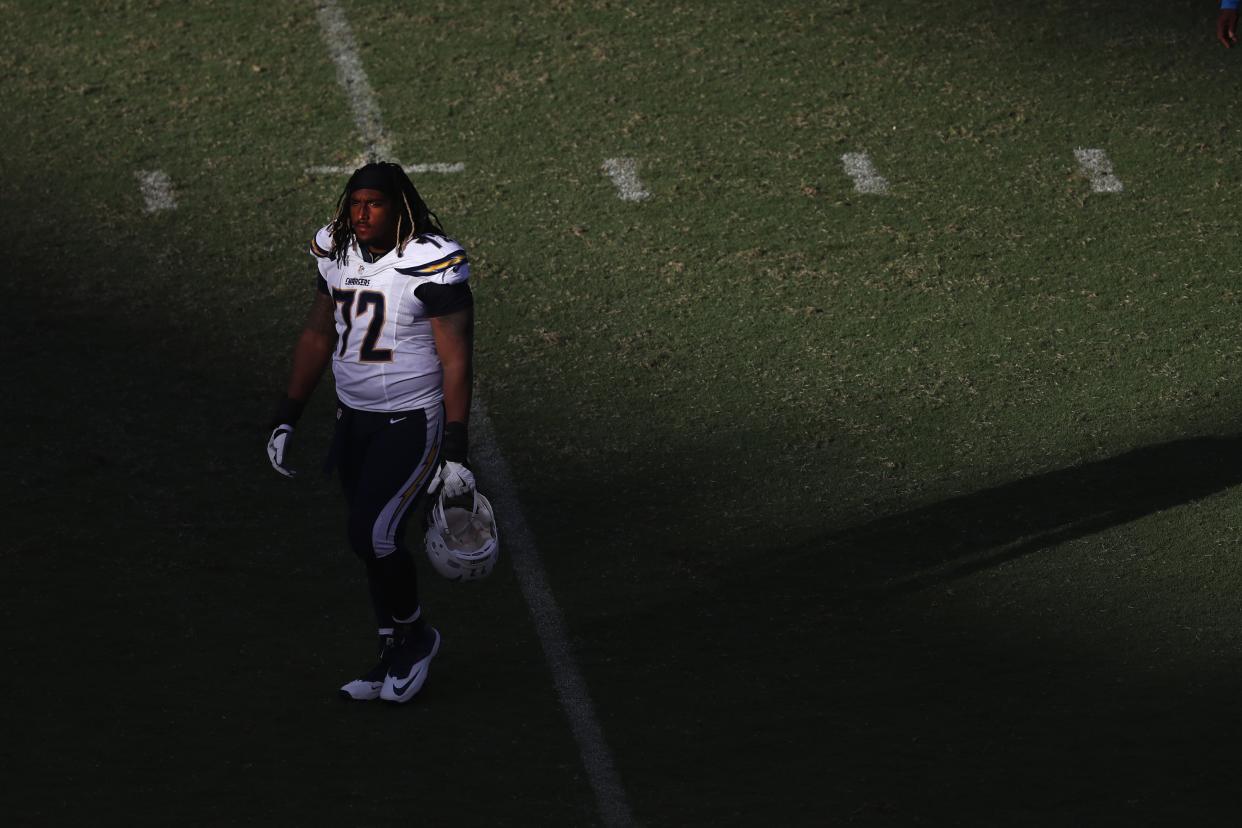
left=310, top=1, right=462, bottom=174
left=314, top=1, right=391, bottom=160
left=134, top=170, right=176, bottom=212
left=602, top=157, right=651, bottom=202
left=840, top=152, right=889, bottom=195
left=471, top=401, right=635, bottom=828
left=1073, top=148, right=1124, bottom=193
left=306, top=162, right=465, bottom=175
left=312, top=4, right=632, bottom=825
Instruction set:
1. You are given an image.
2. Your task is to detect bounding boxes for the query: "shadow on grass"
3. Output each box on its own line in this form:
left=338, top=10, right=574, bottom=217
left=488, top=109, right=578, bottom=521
left=819, top=434, right=1242, bottom=594
left=595, top=431, right=1242, bottom=825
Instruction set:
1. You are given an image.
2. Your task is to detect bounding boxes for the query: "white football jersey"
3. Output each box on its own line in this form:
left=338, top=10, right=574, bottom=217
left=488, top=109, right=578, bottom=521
left=310, top=226, right=472, bottom=412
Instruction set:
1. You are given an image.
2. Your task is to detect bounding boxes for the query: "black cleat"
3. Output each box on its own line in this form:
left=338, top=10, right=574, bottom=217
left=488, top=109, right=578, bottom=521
left=380, top=626, right=441, bottom=703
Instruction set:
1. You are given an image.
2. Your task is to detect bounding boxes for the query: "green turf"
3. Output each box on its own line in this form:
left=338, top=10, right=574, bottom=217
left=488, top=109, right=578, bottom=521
left=4, top=0, right=1242, bottom=824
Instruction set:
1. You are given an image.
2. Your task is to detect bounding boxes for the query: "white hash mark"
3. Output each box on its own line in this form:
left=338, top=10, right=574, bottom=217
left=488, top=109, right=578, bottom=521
left=134, top=170, right=176, bottom=213
left=1074, top=148, right=1124, bottom=193
left=602, top=157, right=652, bottom=202
left=840, top=152, right=889, bottom=195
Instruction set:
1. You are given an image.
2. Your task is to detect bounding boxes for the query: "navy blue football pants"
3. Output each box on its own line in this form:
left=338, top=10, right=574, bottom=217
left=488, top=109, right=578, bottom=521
left=332, top=402, right=442, bottom=629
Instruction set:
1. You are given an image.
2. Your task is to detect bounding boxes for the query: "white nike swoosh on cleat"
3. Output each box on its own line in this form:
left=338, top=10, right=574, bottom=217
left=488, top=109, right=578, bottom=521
left=391, top=667, right=426, bottom=697
left=381, top=631, right=441, bottom=702
left=340, top=679, right=383, bottom=700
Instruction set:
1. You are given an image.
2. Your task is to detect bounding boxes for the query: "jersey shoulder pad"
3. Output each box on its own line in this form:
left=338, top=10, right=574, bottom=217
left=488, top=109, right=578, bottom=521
left=309, top=225, right=334, bottom=260
left=394, top=235, right=469, bottom=285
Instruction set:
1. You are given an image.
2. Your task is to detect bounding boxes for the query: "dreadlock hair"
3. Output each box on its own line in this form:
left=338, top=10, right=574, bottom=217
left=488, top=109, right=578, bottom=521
left=327, top=161, right=447, bottom=266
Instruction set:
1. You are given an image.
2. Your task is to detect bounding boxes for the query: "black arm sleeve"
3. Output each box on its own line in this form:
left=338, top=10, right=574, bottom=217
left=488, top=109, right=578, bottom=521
left=316, top=273, right=329, bottom=295
left=414, top=282, right=473, bottom=317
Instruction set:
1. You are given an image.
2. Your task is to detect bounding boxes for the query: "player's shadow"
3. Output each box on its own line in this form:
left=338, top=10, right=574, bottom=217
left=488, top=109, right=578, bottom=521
left=819, top=434, right=1242, bottom=595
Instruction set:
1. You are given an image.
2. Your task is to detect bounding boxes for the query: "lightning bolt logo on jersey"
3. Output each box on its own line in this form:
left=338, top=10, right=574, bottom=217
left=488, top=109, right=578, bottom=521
left=310, top=226, right=473, bottom=412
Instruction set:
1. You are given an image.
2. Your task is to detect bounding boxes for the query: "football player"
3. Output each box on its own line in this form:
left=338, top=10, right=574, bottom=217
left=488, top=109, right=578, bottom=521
left=266, top=162, right=475, bottom=703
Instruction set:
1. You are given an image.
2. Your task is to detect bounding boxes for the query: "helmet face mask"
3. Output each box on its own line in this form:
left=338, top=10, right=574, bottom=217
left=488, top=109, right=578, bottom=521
left=425, top=489, right=500, bottom=581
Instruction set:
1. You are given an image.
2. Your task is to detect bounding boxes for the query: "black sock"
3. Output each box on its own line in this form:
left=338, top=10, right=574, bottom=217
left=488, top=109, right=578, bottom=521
left=365, top=558, right=392, bottom=632
left=376, top=548, right=421, bottom=624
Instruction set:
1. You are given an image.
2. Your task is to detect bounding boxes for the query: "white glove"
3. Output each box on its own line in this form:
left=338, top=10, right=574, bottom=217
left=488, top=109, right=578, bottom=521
left=432, top=460, right=475, bottom=498
left=267, top=424, right=296, bottom=478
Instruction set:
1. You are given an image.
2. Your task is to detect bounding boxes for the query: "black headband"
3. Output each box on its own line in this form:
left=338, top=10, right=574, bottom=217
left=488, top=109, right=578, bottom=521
left=346, top=165, right=399, bottom=196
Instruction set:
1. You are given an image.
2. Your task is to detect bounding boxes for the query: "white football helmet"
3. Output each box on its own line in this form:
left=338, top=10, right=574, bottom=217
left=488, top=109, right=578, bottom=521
left=425, top=489, right=500, bottom=581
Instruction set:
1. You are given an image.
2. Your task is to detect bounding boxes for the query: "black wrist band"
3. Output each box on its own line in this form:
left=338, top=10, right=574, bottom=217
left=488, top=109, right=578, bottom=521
left=442, top=421, right=469, bottom=464
left=270, top=396, right=306, bottom=430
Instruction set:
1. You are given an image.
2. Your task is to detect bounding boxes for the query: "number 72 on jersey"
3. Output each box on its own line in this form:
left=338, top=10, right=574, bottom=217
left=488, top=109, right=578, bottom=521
left=332, top=288, right=393, bottom=362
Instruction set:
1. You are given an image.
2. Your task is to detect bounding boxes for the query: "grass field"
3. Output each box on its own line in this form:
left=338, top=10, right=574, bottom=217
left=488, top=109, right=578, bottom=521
left=5, top=0, right=1242, bottom=824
